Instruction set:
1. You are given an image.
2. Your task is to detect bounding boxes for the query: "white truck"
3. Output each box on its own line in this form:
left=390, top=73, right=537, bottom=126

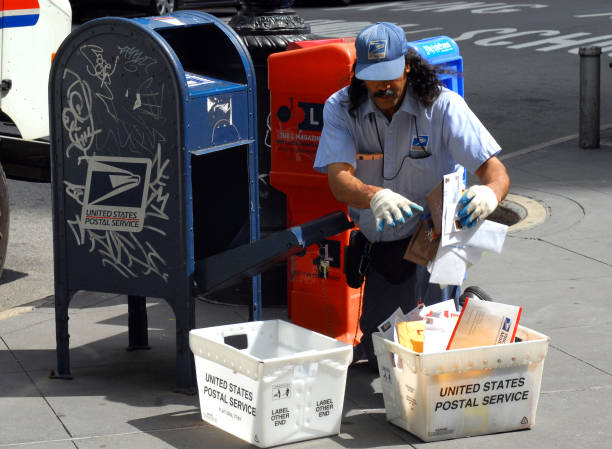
left=0, top=0, right=72, bottom=275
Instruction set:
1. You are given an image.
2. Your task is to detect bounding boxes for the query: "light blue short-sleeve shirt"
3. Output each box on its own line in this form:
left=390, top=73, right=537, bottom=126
left=314, top=86, right=501, bottom=243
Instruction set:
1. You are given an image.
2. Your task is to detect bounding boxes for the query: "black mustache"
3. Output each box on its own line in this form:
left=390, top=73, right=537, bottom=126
left=373, top=89, right=397, bottom=98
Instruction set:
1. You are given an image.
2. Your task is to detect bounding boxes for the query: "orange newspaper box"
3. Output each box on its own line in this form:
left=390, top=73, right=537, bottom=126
left=268, top=39, right=362, bottom=345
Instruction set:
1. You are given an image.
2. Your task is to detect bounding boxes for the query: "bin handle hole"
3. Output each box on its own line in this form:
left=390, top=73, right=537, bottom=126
left=224, top=334, right=249, bottom=350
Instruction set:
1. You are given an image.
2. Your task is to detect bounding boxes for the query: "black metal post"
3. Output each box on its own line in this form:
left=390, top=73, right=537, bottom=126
left=127, top=295, right=151, bottom=351
left=228, top=0, right=316, bottom=307
left=579, top=46, right=601, bottom=149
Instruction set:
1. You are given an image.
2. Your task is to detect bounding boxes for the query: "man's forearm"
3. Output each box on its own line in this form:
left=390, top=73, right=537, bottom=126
left=475, top=156, right=510, bottom=202
left=327, top=163, right=382, bottom=209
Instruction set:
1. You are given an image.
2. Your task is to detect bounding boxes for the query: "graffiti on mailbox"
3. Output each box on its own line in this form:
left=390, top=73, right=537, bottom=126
left=61, top=42, right=172, bottom=281
left=81, top=44, right=118, bottom=92
left=65, top=146, right=170, bottom=281
left=62, top=69, right=101, bottom=158
left=82, top=44, right=166, bottom=155
left=208, top=95, right=240, bottom=144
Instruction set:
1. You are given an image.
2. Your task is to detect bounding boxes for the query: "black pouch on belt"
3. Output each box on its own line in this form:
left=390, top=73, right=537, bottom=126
left=343, top=230, right=370, bottom=289
left=369, top=236, right=416, bottom=284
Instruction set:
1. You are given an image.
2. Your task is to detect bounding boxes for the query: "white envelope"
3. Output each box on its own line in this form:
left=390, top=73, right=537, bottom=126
left=377, top=307, right=406, bottom=341
left=428, top=245, right=467, bottom=286
left=423, top=315, right=457, bottom=353
left=444, top=219, right=508, bottom=253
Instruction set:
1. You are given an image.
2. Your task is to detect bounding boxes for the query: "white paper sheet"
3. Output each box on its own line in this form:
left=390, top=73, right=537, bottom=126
left=443, top=219, right=508, bottom=253
left=428, top=245, right=467, bottom=286
left=377, top=307, right=405, bottom=341
left=428, top=168, right=507, bottom=286
left=419, top=299, right=457, bottom=317
left=440, top=168, right=465, bottom=248
left=423, top=315, right=457, bottom=353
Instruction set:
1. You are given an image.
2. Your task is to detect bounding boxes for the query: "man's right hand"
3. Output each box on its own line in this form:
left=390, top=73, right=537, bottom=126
left=370, top=189, right=424, bottom=232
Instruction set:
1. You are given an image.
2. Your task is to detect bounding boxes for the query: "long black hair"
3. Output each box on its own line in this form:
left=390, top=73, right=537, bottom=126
left=347, top=49, right=447, bottom=117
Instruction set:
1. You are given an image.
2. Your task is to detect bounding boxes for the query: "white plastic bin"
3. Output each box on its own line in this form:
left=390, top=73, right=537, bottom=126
left=189, top=319, right=353, bottom=448
left=372, top=325, right=550, bottom=442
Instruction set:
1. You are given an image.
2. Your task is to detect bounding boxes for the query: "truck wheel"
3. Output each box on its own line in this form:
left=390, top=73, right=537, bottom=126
left=0, top=164, right=8, bottom=280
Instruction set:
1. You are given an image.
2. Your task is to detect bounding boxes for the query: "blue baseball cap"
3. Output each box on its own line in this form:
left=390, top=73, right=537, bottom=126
left=355, top=22, right=408, bottom=81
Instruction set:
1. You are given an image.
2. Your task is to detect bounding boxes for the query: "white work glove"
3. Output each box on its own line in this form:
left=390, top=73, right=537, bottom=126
left=457, top=185, right=498, bottom=228
left=370, top=189, right=424, bottom=232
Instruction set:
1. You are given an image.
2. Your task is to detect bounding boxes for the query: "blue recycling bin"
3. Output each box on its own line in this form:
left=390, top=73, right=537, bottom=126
left=408, top=35, right=464, bottom=97
left=49, top=11, right=260, bottom=392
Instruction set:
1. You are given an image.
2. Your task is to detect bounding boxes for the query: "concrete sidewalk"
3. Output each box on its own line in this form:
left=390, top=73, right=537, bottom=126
left=1, top=134, right=612, bottom=449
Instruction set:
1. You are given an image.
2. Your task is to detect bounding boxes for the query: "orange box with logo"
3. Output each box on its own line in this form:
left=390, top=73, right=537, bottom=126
left=268, top=39, right=363, bottom=345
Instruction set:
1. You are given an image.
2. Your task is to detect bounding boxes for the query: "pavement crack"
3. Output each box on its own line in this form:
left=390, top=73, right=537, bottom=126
left=541, top=384, right=612, bottom=395
left=550, top=343, right=612, bottom=377
left=0, top=335, right=77, bottom=447
left=78, top=293, right=124, bottom=309
left=539, top=239, right=612, bottom=268
left=511, top=235, right=612, bottom=268
left=1, top=317, right=56, bottom=336
left=511, top=186, right=587, bottom=235
left=0, top=426, right=208, bottom=448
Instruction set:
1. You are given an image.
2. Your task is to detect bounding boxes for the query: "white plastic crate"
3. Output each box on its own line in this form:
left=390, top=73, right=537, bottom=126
left=373, top=325, right=550, bottom=442
left=189, top=319, right=353, bottom=448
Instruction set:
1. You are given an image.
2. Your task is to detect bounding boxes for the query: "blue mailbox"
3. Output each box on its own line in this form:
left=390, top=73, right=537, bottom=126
left=49, top=11, right=260, bottom=392
left=408, top=35, right=464, bottom=97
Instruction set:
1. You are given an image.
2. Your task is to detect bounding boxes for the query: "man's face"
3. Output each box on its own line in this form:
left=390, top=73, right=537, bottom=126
left=363, top=66, right=410, bottom=117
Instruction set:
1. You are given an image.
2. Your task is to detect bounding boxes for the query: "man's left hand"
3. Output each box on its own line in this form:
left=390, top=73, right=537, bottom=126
left=457, top=185, right=498, bottom=228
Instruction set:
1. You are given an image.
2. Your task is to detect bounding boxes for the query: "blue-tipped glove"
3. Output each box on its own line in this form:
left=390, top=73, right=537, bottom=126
left=370, top=189, right=424, bottom=232
left=457, top=185, right=498, bottom=228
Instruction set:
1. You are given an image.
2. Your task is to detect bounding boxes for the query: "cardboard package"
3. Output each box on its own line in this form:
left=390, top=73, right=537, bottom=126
left=396, top=320, right=425, bottom=353
left=403, top=182, right=443, bottom=267
left=447, top=297, right=522, bottom=350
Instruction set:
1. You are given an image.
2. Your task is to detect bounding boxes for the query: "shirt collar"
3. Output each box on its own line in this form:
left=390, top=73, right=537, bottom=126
left=360, top=95, right=378, bottom=119
left=360, top=86, right=422, bottom=120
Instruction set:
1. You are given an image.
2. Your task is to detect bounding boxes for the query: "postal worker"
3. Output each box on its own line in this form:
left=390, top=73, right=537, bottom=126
left=314, top=22, right=510, bottom=369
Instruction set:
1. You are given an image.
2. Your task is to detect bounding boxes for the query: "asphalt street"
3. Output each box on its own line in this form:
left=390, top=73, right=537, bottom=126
left=295, top=0, right=612, bottom=154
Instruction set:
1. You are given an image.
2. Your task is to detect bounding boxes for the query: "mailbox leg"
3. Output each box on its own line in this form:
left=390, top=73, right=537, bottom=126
left=127, top=295, right=151, bottom=351
left=172, top=301, right=196, bottom=395
left=50, top=290, right=73, bottom=380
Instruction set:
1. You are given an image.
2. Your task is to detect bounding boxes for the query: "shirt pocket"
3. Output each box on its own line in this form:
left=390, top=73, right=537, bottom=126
left=355, top=155, right=383, bottom=187
left=406, top=152, right=435, bottom=175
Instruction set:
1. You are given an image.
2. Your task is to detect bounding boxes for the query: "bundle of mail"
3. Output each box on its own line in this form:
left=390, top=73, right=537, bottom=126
left=403, top=168, right=508, bottom=286
left=378, top=297, right=522, bottom=354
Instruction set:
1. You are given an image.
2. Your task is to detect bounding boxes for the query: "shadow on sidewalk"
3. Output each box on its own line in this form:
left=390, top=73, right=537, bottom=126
left=125, top=365, right=420, bottom=449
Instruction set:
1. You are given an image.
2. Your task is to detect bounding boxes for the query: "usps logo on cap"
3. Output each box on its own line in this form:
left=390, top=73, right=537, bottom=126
left=368, top=40, right=387, bottom=60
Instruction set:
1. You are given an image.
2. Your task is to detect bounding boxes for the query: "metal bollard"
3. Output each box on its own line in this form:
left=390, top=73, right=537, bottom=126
left=579, top=46, right=601, bottom=149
